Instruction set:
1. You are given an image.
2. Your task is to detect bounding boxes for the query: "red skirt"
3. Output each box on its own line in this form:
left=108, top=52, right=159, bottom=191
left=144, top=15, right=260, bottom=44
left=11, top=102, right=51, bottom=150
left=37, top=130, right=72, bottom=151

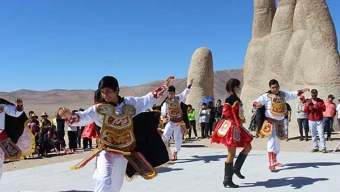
left=81, top=123, right=98, bottom=139
left=211, top=119, right=253, bottom=148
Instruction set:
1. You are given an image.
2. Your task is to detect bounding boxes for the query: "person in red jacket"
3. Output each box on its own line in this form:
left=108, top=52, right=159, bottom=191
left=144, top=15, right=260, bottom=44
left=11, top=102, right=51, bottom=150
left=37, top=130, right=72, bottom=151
left=304, top=89, right=327, bottom=153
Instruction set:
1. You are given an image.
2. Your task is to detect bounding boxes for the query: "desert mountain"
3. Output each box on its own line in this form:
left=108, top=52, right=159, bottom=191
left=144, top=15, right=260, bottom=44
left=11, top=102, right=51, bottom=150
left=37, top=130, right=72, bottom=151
left=0, top=68, right=243, bottom=117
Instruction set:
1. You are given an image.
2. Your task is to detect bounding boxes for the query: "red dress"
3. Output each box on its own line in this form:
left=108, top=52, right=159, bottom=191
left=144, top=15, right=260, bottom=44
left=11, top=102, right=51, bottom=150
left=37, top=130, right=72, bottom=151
left=211, top=94, right=253, bottom=147
left=81, top=102, right=99, bottom=139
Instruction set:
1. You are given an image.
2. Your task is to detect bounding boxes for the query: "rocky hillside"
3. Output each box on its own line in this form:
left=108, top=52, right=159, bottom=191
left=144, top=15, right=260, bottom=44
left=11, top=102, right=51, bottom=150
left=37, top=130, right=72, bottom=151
left=0, top=68, right=243, bottom=116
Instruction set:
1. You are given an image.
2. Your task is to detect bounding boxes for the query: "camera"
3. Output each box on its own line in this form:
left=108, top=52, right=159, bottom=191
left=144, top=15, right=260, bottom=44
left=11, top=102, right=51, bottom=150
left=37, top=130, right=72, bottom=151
left=308, top=102, right=314, bottom=106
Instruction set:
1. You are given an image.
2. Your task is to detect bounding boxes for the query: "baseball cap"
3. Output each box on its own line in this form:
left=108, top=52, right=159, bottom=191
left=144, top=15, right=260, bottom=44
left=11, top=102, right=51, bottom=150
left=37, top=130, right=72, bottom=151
left=299, top=95, right=305, bottom=99
left=328, top=94, right=335, bottom=99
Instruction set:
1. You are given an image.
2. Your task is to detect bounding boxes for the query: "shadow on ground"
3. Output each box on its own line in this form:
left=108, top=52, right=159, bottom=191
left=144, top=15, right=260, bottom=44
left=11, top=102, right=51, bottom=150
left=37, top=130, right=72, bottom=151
left=243, top=177, right=328, bottom=189
left=175, top=153, right=264, bottom=164
left=271, top=162, right=340, bottom=172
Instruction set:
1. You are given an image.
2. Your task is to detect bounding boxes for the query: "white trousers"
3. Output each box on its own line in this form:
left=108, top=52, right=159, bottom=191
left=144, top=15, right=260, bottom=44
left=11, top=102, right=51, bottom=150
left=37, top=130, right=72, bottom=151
left=309, top=120, right=326, bottom=150
left=267, top=124, right=281, bottom=154
left=162, top=121, right=183, bottom=152
left=93, top=150, right=128, bottom=192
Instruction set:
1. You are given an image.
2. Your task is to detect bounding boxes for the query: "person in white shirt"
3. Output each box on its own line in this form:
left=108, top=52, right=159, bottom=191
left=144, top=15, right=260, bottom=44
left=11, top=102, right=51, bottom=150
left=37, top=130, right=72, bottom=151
left=199, top=103, right=210, bottom=139
left=161, top=79, right=193, bottom=161
left=59, top=75, right=173, bottom=192
left=335, top=99, right=340, bottom=131
left=296, top=95, right=309, bottom=141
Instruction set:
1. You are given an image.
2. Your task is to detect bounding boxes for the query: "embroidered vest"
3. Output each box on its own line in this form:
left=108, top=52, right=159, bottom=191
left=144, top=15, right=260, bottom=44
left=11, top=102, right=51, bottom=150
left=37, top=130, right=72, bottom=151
left=166, top=96, right=183, bottom=123
left=97, top=104, right=136, bottom=152
left=267, top=92, right=287, bottom=117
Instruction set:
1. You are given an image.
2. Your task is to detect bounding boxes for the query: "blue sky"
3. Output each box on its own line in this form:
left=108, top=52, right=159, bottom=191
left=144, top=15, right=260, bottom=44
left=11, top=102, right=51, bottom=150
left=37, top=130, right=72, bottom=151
left=0, top=0, right=339, bottom=92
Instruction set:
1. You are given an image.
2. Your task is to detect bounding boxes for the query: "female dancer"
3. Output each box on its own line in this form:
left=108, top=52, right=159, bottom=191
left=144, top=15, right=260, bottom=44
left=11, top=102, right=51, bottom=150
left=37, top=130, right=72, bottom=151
left=211, top=78, right=253, bottom=188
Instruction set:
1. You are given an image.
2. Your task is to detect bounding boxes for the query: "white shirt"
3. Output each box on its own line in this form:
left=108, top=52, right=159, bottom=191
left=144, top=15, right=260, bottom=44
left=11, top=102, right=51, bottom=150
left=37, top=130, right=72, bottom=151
left=253, top=91, right=299, bottom=120
left=0, top=104, right=23, bottom=131
left=199, top=109, right=210, bottom=123
left=161, top=88, right=190, bottom=117
left=68, top=92, right=157, bottom=128
left=336, top=104, right=340, bottom=119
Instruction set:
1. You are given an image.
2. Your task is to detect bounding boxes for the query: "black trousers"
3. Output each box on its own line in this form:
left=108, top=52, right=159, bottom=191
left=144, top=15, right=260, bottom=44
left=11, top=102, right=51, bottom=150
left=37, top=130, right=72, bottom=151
left=201, top=122, right=209, bottom=138
left=68, top=131, right=78, bottom=151
left=189, top=120, right=198, bottom=138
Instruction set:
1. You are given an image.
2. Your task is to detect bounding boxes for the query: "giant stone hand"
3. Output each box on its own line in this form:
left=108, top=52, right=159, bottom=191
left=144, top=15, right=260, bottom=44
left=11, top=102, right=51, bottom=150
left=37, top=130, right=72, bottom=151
left=242, top=0, right=340, bottom=128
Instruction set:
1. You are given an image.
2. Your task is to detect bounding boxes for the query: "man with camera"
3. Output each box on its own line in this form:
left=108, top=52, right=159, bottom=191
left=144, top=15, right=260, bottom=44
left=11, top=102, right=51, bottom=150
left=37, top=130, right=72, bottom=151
left=304, top=89, right=327, bottom=153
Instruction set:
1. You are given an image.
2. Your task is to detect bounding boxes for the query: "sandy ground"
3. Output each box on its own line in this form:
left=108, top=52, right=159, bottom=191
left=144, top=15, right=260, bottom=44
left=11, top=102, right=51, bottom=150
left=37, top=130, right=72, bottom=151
left=4, top=129, right=340, bottom=173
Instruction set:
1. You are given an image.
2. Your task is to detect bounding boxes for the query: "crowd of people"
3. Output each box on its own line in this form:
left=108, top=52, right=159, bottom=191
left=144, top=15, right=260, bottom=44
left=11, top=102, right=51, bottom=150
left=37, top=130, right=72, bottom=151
left=1, top=75, right=340, bottom=192
left=25, top=110, right=98, bottom=158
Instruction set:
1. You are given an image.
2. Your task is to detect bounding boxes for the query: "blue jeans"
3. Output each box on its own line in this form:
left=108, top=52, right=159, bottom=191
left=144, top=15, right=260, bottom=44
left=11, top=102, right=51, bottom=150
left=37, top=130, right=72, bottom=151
left=297, top=118, right=309, bottom=138
left=322, top=117, right=333, bottom=138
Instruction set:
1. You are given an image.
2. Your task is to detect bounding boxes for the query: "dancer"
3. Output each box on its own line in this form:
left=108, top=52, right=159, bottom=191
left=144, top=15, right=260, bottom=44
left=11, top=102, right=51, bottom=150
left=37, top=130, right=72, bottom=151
left=0, top=98, right=34, bottom=179
left=253, top=79, right=309, bottom=170
left=161, top=78, right=193, bottom=161
left=211, top=78, right=253, bottom=188
left=58, top=75, right=173, bottom=192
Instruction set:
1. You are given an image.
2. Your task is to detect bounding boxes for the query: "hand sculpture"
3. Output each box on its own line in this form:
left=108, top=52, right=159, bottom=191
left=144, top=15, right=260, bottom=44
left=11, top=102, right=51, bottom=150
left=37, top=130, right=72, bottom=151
left=243, top=0, right=339, bottom=90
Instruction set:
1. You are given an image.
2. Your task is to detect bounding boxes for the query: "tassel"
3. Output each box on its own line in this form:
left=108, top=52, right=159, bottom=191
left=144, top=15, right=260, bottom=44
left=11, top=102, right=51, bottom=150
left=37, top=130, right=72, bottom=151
left=70, top=149, right=102, bottom=170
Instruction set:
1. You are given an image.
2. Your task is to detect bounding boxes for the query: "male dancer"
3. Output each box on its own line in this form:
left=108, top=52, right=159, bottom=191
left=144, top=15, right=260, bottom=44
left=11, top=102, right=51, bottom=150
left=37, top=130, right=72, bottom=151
left=161, top=78, right=193, bottom=161
left=253, top=79, right=309, bottom=170
left=59, top=75, right=173, bottom=192
left=0, top=98, right=33, bottom=179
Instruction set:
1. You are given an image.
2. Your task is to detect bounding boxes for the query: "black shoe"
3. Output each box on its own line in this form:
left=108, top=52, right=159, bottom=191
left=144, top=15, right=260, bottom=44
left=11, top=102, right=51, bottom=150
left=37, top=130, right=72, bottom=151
left=322, top=149, right=327, bottom=153
left=311, top=149, right=318, bottom=152
left=300, top=137, right=303, bottom=141
left=305, top=138, right=309, bottom=141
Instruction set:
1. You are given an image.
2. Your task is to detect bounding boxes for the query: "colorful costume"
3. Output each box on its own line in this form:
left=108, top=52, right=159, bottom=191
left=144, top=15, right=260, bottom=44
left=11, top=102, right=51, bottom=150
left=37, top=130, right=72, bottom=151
left=0, top=99, right=35, bottom=179
left=65, top=84, right=169, bottom=192
left=211, top=93, right=253, bottom=188
left=211, top=94, right=253, bottom=147
left=253, top=90, right=302, bottom=170
left=161, top=88, right=190, bottom=161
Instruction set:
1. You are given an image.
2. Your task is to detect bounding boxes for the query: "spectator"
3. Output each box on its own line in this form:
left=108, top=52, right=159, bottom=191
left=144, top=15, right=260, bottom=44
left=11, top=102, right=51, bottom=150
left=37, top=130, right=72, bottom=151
left=29, top=113, right=40, bottom=131
left=39, top=112, right=51, bottom=128
left=284, top=103, right=291, bottom=141
left=199, top=103, right=210, bottom=138
left=187, top=104, right=198, bottom=140
left=28, top=111, right=35, bottom=117
left=47, top=126, right=60, bottom=155
left=215, top=99, right=223, bottom=121
left=29, top=122, right=41, bottom=157
left=322, top=94, right=336, bottom=141
left=296, top=95, right=309, bottom=141
left=304, top=89, right=327, bottom=153
left=68, top=110, right=78, bottom=153
left=208, top=101, right=216, bottom=136
left=55, top=112, right=70, bottom=154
